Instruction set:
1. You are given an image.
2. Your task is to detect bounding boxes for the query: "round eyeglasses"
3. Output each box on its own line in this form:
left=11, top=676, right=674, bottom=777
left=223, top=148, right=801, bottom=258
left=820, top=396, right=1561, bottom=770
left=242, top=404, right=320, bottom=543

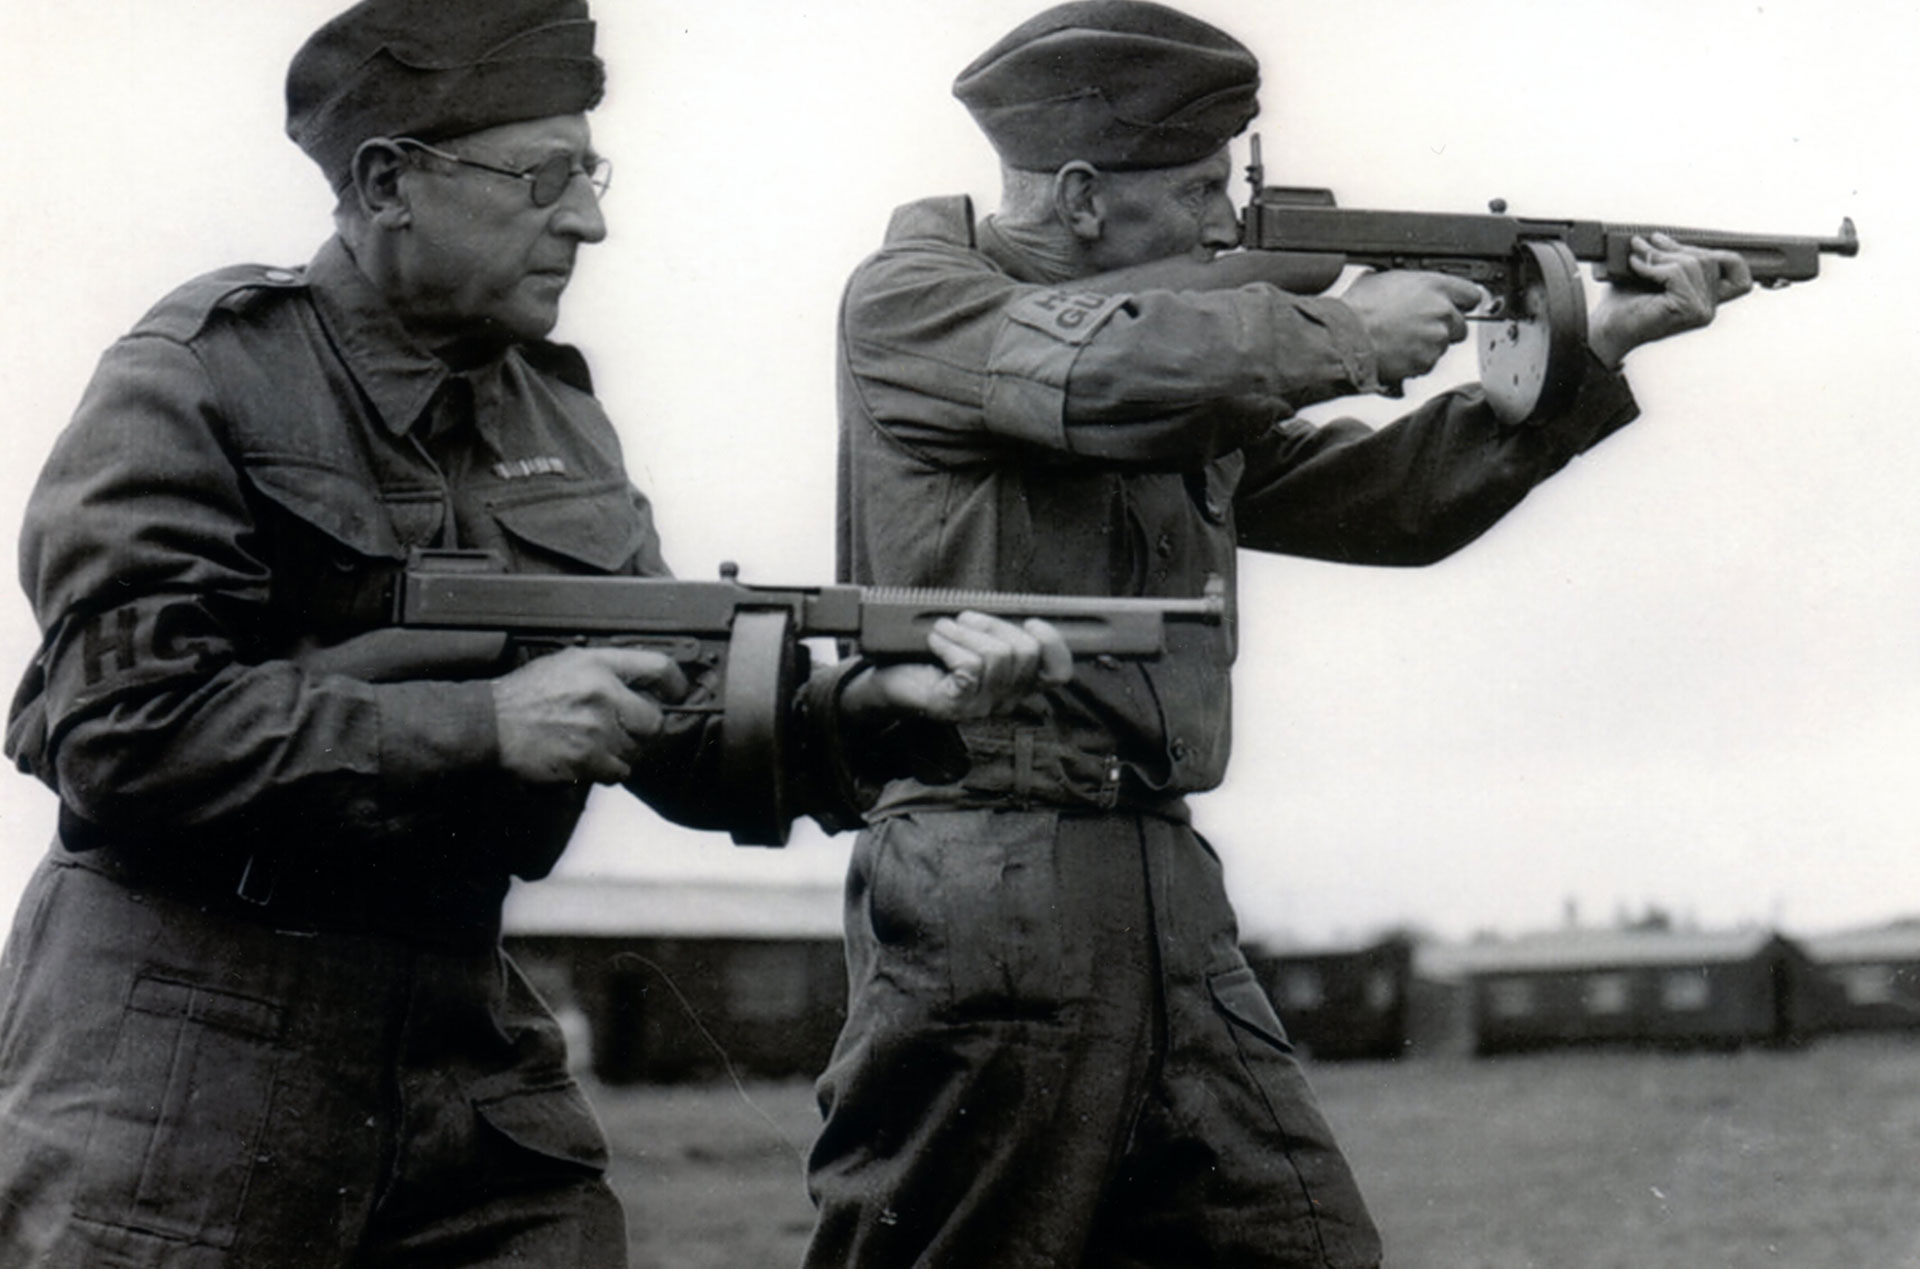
left=394, top=138, right=612, bottom=208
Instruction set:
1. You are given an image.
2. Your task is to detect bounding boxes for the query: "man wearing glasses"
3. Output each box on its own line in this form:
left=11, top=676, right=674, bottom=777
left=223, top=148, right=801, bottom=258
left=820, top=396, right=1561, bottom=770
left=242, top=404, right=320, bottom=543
left=0, top=1, right=1066, bottom=1265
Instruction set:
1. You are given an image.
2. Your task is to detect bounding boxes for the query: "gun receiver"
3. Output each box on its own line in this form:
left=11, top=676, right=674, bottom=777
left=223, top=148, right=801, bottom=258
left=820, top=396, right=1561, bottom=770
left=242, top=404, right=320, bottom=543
left=1237, top=135, right=1858, bottom=424
left=336, top=551, right=1224, bottom=845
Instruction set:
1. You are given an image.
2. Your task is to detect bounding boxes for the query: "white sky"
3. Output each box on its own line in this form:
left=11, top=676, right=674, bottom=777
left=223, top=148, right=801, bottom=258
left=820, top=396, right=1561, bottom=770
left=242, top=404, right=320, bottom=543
left=0, top=0, right=1913, bottom=946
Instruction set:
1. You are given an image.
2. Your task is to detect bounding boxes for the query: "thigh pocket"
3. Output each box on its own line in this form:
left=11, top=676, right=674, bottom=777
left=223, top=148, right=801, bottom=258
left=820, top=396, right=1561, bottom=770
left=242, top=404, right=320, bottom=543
left=74, top=975, right=285, bottom=1247
left=869, top=811, right=1079, bottom=1021
left=1206, top=965, right=1381, bottom=1266
left=472, top=1078, right=610, bottom=1175
left=1207, top=965, right=1294, bottom=1055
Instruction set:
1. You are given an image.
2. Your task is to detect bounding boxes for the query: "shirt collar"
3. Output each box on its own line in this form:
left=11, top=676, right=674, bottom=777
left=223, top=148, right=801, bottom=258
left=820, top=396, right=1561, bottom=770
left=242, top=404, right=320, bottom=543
left=303, top=236, right=456, bottom=438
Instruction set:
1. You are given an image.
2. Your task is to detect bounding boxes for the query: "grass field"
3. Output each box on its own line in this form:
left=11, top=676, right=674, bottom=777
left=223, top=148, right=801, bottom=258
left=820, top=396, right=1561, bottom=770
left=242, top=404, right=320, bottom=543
left=593, top=1032, right=1920, bottom=1268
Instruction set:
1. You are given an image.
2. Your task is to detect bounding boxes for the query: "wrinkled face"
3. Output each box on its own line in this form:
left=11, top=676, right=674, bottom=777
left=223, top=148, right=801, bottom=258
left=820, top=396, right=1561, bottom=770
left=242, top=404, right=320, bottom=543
left=1086, top=149, right=1241, bottom=271
left=391, top=114, right=606, bottom=347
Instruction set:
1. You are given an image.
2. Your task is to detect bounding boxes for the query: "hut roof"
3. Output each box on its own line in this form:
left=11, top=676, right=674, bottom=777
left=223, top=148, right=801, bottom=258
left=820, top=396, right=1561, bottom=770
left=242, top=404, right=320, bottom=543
left=1799, top=921, right=1920, bottom=963
left=1417, top=928, right=1787, bottom=980
left=503, top=875, right=845, bottom=941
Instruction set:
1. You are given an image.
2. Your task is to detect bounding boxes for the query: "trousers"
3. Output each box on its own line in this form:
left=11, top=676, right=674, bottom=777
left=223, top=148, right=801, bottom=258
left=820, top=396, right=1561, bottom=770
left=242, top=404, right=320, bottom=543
left=804, top=809, right=1383, bottom=1268
left=0, top=853, right=627, bottom=1268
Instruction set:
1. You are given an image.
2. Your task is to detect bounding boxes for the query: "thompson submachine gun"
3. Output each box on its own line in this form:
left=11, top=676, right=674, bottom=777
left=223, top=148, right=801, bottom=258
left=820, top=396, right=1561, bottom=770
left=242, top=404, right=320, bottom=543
left=1237, top=135, right=1858, bottom=424
left=302, top=550, right=1228, bottom=845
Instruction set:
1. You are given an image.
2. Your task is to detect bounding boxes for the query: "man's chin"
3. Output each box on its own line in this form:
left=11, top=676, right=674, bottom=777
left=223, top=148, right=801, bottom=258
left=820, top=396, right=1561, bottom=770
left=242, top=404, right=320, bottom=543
left=493, top=304, right=563, bottom=345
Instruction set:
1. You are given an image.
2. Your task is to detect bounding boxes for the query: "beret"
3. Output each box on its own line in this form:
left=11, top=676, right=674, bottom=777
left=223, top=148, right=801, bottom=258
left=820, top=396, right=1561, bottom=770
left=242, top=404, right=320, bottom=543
left=953, top=0, right=1259, bottom=171
left=287, top=0, right=605, bottom=188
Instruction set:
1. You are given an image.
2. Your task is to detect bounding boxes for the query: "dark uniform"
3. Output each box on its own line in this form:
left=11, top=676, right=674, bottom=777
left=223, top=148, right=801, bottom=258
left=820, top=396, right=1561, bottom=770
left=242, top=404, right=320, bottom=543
left=0, top=3, right=892, bottom=1265
left=809, top=6, right=1643, bottom=1267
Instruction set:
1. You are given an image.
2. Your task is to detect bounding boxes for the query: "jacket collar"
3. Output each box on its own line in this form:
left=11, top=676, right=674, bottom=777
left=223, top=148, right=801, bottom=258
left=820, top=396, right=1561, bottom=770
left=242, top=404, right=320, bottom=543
left=304, top=236, right=463, bottom=439
left=976, top=214, right=1082, bottom=286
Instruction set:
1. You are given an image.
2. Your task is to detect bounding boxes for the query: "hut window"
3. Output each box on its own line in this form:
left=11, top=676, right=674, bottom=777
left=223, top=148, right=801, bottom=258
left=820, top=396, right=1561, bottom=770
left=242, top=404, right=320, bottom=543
left=725, top=943, right=810, bottom=1021
left=1840, top=964, right=1895, bottom=1005
left=1281, top=968, right=1326, bottom=1011
left=1583, top=973, right=1631, bottom=1015
left=1660, top=969, right=1711, bottom=1011
left=1487, top=979, right=1536, bottom=1018
left=1364, top=969, right=1398, bottom=1012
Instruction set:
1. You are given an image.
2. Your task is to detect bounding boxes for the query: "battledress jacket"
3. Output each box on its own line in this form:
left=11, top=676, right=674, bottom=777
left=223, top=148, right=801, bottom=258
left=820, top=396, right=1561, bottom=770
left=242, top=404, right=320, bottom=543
left=6, top=237, right=886, bottom=951
left=836, top=196, right=1642, bottom=812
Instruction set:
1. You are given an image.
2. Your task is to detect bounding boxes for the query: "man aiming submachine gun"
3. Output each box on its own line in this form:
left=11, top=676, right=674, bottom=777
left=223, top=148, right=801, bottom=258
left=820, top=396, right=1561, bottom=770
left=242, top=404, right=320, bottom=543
left=1234, top=134, right=1858, bottom=421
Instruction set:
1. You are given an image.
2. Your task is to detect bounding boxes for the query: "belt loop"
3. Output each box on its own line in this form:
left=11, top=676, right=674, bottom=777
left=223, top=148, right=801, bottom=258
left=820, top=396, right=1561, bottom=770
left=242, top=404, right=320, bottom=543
left=1098, top=755, right=1123, bottom=810
left=1012, top=728, right=1036, bottom=809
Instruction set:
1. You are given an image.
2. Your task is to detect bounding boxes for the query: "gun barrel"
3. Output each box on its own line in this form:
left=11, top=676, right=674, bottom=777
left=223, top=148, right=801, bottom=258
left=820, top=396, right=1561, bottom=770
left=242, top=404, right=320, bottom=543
left=856, top=583, right=1226, bottom=658
left=1590, top=216, right=1858, bottom=283
left=1600, top=217, right=1858, bottom=256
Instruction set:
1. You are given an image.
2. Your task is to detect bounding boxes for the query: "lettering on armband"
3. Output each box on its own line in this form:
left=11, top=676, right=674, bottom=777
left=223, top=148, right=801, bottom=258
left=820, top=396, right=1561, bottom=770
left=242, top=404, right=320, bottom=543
left=78, top=602, right=225, bottom=688
left=1009, top=289, right=1125, bottom=345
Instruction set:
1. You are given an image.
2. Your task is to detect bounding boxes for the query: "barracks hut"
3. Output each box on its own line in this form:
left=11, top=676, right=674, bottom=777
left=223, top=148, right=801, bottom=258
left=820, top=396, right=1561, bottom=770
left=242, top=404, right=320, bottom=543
left=1800, top=921, right=1920, bottom=1034
left=503, top=877, right=848, bottom=1083
left=1245, top=936, right=1414, bottom=1061
left=1423, top=927, right=1826, bottom=1055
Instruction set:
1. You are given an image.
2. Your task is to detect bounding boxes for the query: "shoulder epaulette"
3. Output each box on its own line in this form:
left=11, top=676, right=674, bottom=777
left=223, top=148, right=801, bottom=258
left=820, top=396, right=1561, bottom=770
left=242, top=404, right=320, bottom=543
left=130, top=264, right=310, bottom=343
left=884, top=196, right=978, bottom=248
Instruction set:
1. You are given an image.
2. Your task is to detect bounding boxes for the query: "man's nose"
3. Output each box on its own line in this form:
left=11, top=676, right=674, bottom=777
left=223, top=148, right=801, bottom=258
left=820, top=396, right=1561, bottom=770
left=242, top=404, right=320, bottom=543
left=552, top=179, right=607, bottom=243
left=1201, top=195, right=1241, bottom=250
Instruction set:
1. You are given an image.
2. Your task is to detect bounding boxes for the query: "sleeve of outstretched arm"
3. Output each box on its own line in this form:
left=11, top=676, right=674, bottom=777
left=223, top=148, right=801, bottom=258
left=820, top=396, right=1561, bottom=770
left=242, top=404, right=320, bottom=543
left=1231, top=352, right=1642, bottom=566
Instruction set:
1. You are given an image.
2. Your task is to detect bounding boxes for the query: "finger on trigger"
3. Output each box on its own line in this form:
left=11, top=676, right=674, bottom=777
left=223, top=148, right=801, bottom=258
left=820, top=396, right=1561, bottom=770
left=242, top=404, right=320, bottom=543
left=598, top=646, right=689, bottom=702
left=1444, top=276, right=1486, bottom=309
left=613, top=689, right=664, bottom=742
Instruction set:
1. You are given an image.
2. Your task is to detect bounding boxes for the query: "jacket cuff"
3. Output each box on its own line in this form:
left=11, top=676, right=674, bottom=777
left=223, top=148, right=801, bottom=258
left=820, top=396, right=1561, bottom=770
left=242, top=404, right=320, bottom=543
left=1290, top=293, right=1384, bottom=396
left=376, top=679, right=498, bottom=783
left=791, top=659, right=969, bottom=834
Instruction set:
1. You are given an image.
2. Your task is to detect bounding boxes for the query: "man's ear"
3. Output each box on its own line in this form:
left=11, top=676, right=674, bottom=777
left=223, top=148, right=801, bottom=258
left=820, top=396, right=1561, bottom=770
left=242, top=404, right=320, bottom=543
left=349, top=139, right=413, bottom=230
left=1052, top=162, right=1104, bottom=243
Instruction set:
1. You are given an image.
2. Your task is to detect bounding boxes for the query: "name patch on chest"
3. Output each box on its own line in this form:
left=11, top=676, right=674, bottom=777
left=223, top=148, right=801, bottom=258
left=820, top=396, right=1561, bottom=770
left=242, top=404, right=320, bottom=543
left=1006, top=289, right=1127, bottom=346
left=492, top=456, right=568, bottom=480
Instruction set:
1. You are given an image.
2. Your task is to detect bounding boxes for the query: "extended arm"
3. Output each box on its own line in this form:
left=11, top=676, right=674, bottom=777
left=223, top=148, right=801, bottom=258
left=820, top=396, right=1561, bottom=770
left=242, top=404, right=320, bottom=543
left=1229, top=237, right=1750, bottom=565
left=1231, top=365, right=1639, bottom=566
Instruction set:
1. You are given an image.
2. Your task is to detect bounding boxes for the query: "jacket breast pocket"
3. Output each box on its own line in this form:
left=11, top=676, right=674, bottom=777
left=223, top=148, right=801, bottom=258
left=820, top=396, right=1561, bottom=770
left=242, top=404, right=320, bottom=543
left=74, top=974, right=285, bottom=1248
left=487, top=478, right=655, bottom=575
left=245, top=455, right=416, bottom=636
